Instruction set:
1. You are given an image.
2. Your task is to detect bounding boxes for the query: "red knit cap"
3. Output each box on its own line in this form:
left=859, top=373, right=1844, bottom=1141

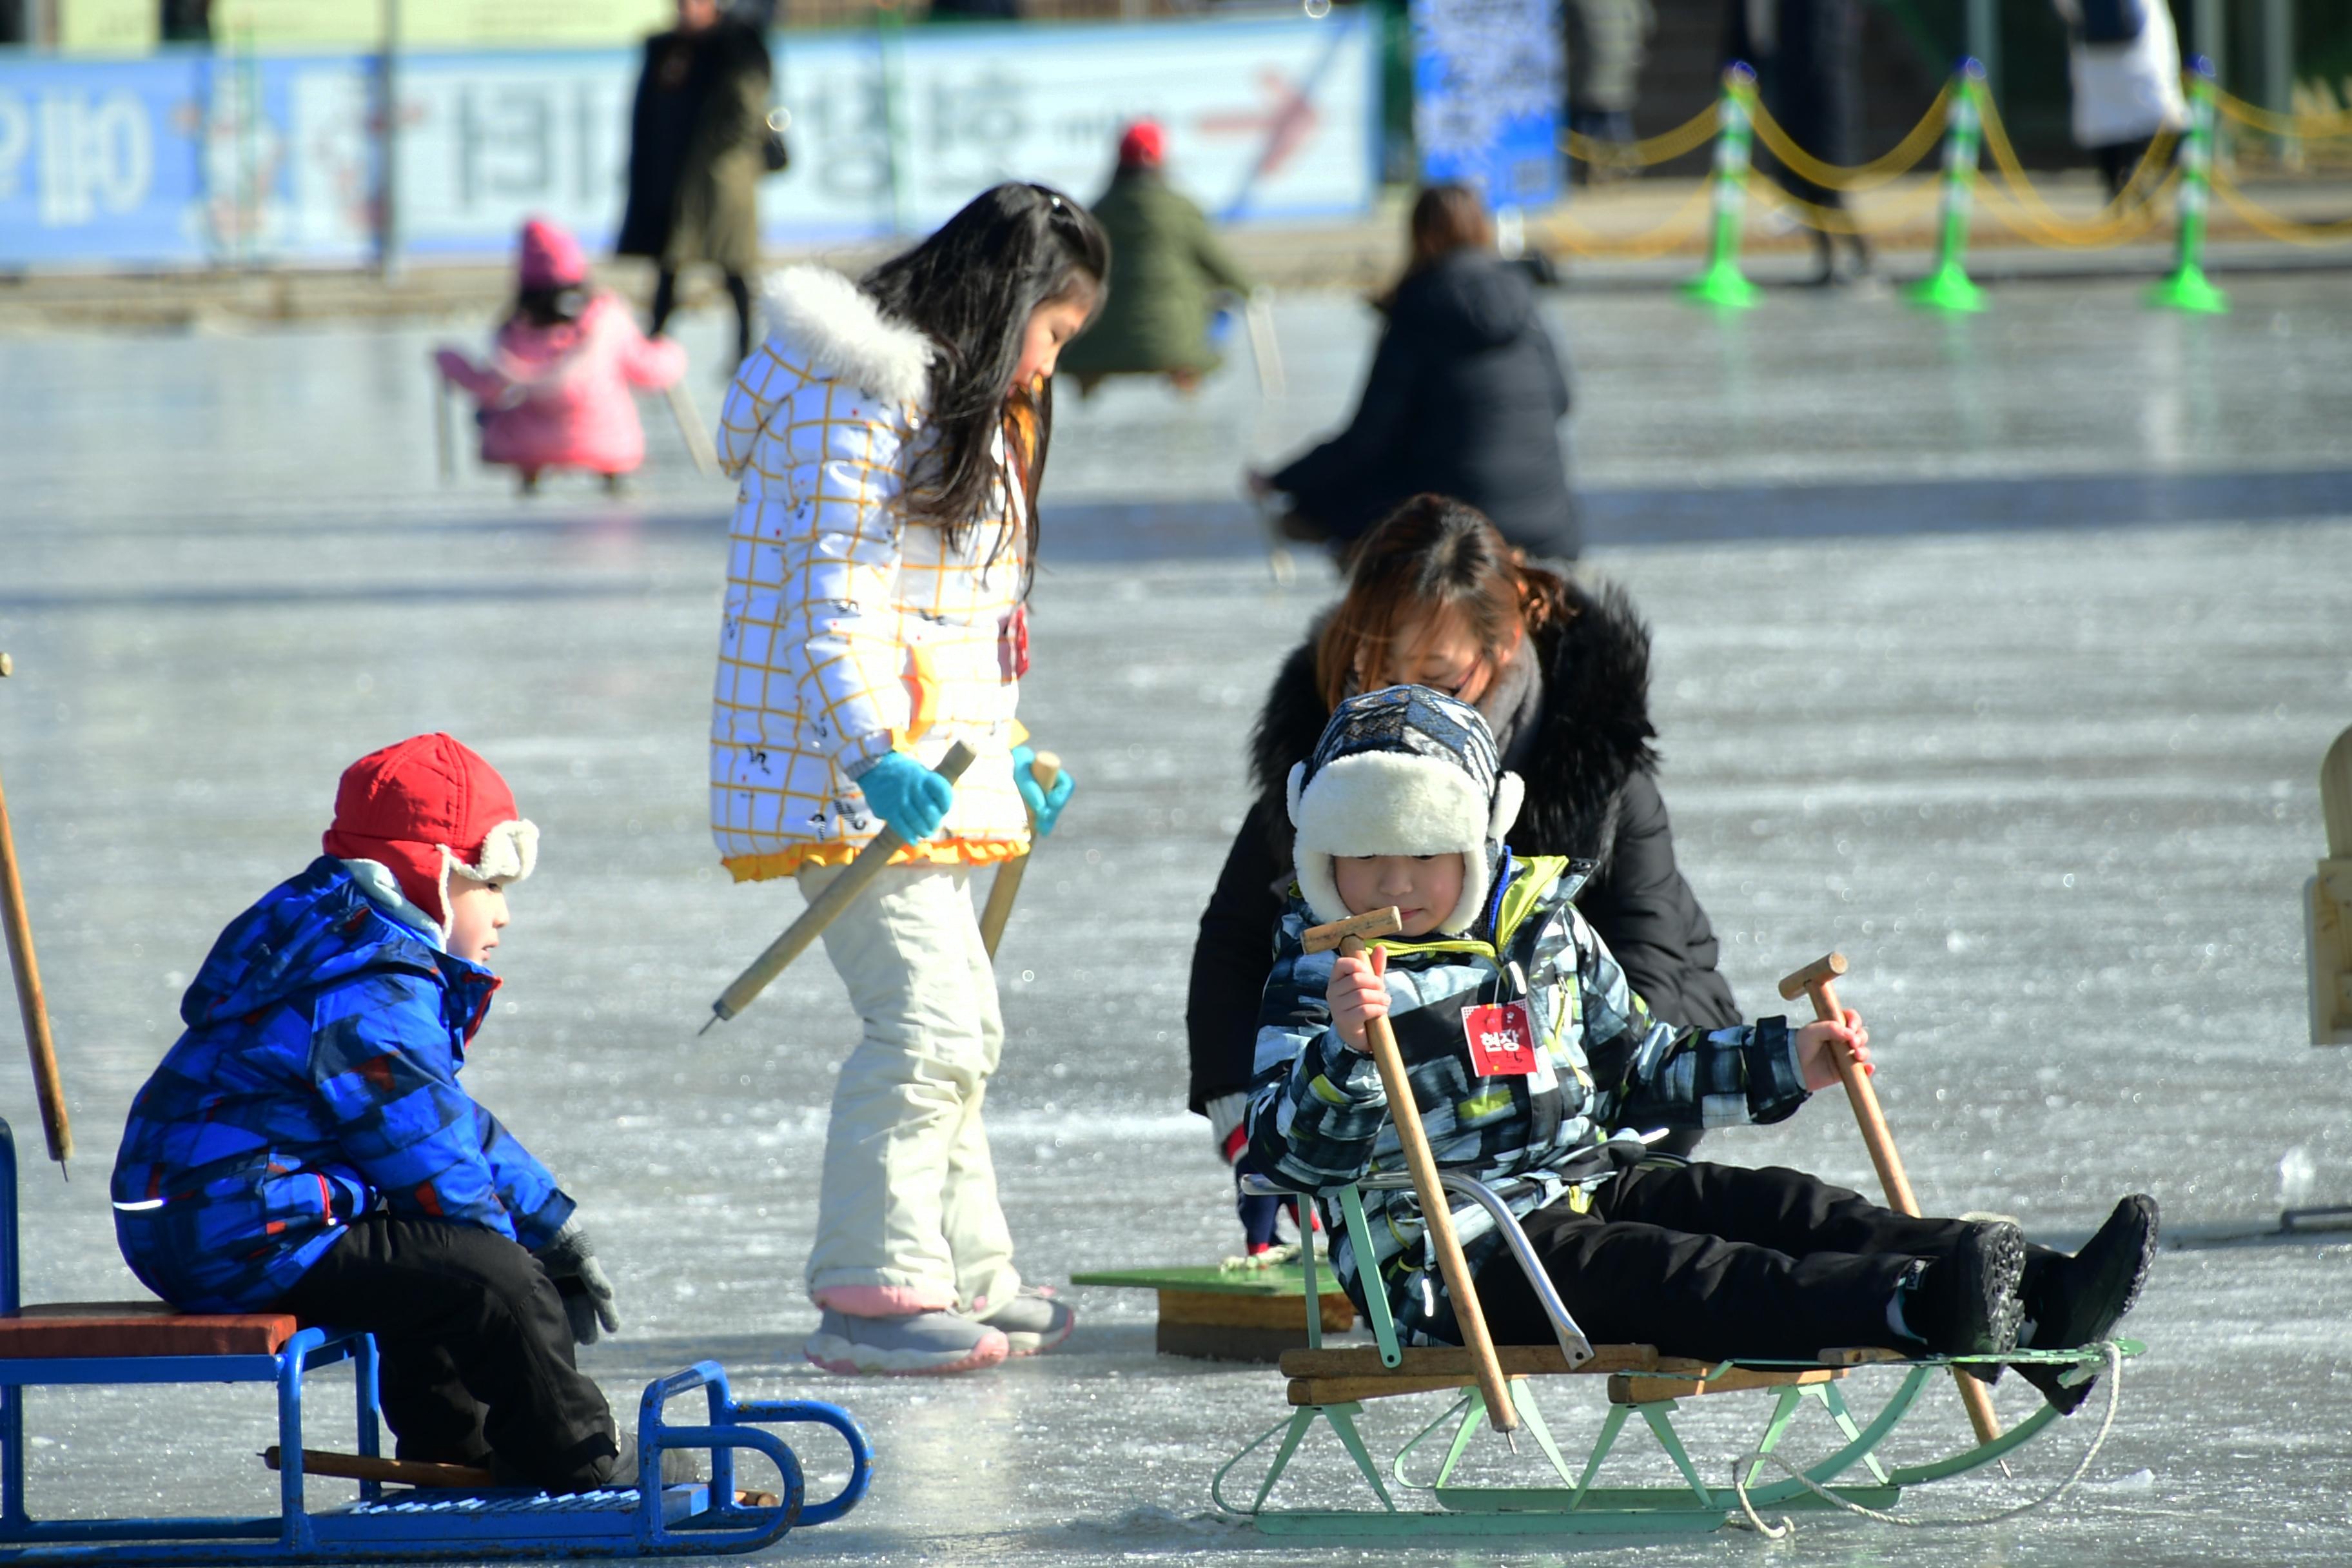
left=1117, top=120, right=1165, bottom=170
left=321, top=734, right=538, bottom=930
left=517, top=217, right=587, bottom=290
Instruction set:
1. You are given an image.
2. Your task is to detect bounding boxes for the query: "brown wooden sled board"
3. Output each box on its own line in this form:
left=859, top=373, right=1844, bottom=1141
left=1070, top=1264, right=1355, bottom=1362
left=0, top=1301, right=298, bottom=1358
left=1607, top=1365, right=1843, bottom=1405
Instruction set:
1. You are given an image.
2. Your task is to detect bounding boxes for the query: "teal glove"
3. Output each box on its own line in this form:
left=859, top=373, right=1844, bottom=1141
left=858, top=751, right=954, bottom=843
left=1012, top=745, right=1076, bottom=838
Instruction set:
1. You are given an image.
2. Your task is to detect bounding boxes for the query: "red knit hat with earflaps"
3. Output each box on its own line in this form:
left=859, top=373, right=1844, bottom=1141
left=321, top=734, right=538, bottom=932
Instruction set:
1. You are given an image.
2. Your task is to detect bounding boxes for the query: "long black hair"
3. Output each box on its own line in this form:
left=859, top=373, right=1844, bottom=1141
left=861, top=182, right=1110, bottom=556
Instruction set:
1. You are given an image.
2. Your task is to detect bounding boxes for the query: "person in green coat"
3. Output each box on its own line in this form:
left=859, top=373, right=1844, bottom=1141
left=1057, top=122, right=1255, bottom=397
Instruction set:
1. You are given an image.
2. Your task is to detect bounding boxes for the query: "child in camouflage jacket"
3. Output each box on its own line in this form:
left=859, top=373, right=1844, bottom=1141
left=1244, top=686, right=2156, bottom=1410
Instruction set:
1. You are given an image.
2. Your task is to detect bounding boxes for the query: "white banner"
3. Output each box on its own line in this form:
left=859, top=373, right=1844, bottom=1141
left=273, top=13, right=1375, bottom=261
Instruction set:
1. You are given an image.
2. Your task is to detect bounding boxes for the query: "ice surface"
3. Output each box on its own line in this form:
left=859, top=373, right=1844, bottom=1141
left=0, top=277, right=2349, bottom=1563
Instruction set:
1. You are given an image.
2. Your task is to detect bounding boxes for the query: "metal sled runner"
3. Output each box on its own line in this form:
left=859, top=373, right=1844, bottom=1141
left=0, top=1120, right=872, bottom=1563
left=1213, top=1171, right=2141, bottom=1539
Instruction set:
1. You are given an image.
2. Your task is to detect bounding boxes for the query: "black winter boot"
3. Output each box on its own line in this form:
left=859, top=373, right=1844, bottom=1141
left=1901, top=1219, right=2025, bottom=1380
left=2014, top=1194, right=2158, bottom=1415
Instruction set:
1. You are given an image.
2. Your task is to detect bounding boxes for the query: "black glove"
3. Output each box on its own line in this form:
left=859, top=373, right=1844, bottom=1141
left=536, top=1220, right=621, bottom=1346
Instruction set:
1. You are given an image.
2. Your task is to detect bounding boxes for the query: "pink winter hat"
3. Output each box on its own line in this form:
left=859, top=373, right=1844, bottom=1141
left=517, top=217, right=587, bottom=290
left=321, top=734, right=538, bottom=930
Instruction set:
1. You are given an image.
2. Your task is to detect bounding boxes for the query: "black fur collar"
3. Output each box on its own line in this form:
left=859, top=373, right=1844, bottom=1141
left=1248, top=576, right=1660, bottom=873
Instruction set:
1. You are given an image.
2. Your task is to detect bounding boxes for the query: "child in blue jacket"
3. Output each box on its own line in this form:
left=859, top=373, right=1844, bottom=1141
left=112, top=734, right=631, bottom=1489
left=1244, top=687, right=2157, bottom=1411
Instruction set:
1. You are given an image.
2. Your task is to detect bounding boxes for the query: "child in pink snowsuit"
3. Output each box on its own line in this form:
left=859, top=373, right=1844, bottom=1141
left=435, top=218, right=687, bottom=493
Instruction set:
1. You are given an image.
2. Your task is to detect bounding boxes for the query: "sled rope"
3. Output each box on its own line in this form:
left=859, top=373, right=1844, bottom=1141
left=1727, top=1342, right=2124, bottom=1539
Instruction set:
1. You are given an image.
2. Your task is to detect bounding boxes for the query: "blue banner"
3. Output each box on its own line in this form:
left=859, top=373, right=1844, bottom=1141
left=1409, top=0, right=1562, bottom=210
left=0, top=15, right=1378, bottom=270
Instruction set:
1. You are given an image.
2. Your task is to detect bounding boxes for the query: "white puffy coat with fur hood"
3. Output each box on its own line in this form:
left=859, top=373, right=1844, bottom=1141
left=709, top=266, right=1032, bottom=882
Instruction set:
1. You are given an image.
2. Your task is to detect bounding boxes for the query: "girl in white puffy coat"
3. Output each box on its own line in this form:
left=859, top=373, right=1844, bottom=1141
left=711, top=184, right=1104, bottom=1375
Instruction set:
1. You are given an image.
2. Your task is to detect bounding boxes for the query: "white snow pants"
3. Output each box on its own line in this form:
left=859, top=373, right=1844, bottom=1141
left=796, top=861, right=1020, bottom=1318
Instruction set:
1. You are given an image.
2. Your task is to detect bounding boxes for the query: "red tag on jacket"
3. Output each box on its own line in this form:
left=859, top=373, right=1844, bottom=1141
left=999, top=603, right=1030, bottom=681
left=1464, top=1001, right=1537, bottom=1077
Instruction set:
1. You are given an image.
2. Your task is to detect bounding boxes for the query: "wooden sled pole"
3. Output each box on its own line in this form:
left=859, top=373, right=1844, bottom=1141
left=431, top=371, right=456, bottom=485
left=0, top=654, right=71, bottom=1173
left=977, top=750, right=1058, bottom=960
left=262, top=1447, right=779, bottom=1506
left=666, top=380, right=721, bottom=478
left=1779, top=952, right=2001, bottom=1447
left=1304, top=907, right=1518, bottom=1436
left=703, top=741, right=977, bottom=1030
left=1243, top=288, right=1284, bottom=400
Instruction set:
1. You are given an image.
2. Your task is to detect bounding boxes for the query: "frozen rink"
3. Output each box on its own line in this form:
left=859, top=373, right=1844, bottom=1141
left=2, top=273, right=2351, bottom=1563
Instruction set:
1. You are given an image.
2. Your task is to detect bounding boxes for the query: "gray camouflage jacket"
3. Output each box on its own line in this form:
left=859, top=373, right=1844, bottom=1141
left=1242, top=853, right=1810, bottom=1345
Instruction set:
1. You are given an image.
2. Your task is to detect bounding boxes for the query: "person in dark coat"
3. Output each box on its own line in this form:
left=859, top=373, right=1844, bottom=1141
left=1250, top=184, right=1578, bottom=564
left=1057, top=121, right=1255, bottom=397
left=618, top=0, right=772, bottom=367
left=1726, top=0, right=1871, bottom=284
left=1188, top=496, right=1736, bottom=1251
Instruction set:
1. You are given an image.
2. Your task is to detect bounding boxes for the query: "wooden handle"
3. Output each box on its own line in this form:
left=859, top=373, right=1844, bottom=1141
left=1346, top=936, right=1518, bottom=1433
left=0, top=747, right=70, bottom=1169
left=709, top=741, right=975, bottom=1023
left=1794, top=961, right=1998, bottom=1446
left=1803, top=975, right=1916, bottom=1213
left=976, top=752, right=1061, bottom=960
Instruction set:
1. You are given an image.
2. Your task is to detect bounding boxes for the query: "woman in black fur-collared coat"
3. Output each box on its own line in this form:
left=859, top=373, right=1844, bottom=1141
left=1187, top=498, right=1736, bottom=1233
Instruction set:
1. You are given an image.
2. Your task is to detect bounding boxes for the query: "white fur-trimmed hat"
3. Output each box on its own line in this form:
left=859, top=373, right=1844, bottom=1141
left=1286, top=685, right=1524, bottom=936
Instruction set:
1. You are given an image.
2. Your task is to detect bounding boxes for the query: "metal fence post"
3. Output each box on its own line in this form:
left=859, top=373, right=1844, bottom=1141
left=377, top=0, right=403, bottom=279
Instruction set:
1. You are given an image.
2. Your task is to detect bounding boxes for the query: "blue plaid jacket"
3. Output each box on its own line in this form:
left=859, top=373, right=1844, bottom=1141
left=111, top=858, right=574, bottom=1312
left=1244, top=854, right=1810, bottom=1344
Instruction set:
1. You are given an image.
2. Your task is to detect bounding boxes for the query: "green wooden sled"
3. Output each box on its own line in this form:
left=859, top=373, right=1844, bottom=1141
left=1214, top=1172, right=2142, bottom=1538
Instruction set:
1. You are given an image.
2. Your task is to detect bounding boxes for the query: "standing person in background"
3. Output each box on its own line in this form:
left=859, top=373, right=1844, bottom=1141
left=619, top=0, right=772, bottom=370
left=2050, top=0, right=2185, bottom=199
left=712, top=185, right=1101, bottom=1376
left=1187, top=497, right=1737, bottom=1255
left=1250, top=185, right=1578, bottom=564
left=1567, top=0, right=1656, bottom=180
left=1057, top=121, right=1257, bottom=398
left=1726, top=0, right=1872, bottom=284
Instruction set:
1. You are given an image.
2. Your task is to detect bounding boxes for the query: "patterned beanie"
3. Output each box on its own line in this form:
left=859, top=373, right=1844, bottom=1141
left=321, top=734, right=538, bottom=933
left=1285, top=685, right=1525, bottom=936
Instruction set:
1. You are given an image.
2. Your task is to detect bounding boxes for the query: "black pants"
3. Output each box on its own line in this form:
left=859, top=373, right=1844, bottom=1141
left=649, top=268, right=754, bottom=368
left=279, top=1217, right=616, bottom=1489
left=1478, top=1162, right=1975, bottom=1362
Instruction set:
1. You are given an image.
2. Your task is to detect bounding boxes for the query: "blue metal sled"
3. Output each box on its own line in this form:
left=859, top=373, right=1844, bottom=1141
left=0, top=1119, right=872, bottom=1563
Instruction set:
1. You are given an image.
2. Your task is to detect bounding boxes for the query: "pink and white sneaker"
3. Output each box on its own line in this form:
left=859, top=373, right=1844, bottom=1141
left=803, top=1309, right=1008, bottom=1376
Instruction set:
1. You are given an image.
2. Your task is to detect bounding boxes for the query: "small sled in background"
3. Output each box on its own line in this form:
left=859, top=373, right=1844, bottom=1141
left=0, top=1115, right=873, bottom=1564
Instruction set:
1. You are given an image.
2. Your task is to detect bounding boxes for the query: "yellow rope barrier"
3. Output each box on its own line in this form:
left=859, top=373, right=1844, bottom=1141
left=1745, top=175, right=1946, bottom=237
left=1974, top=171, right=2179, bottom=248
left=1975, top=90, right=2179, bottom=240
left=1542, top=69, right=2352, bottom=259
left=2208, top=166, right=2352, bottom=243
left=1543, top=182, right=1716, bottom=258
left=1745, top=84, right=1953, bottom=192
left=1563, top=104, right=1721, bottom=170
left=2210, top=88, right=2352, bottom=139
